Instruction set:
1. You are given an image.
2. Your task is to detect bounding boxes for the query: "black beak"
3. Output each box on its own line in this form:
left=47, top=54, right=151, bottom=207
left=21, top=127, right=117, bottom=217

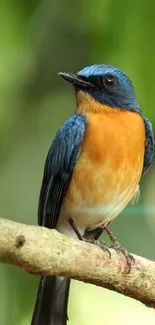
left=58, top=72, right=97, bottom=89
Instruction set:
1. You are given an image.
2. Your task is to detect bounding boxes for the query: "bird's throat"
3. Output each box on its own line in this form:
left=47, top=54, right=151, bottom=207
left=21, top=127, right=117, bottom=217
left=76, top=90, right=118, bottom=115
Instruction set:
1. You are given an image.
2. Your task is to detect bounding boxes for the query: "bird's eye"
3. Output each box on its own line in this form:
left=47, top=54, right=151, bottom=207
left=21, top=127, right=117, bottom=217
left=103, top=74, right=116, bottom=88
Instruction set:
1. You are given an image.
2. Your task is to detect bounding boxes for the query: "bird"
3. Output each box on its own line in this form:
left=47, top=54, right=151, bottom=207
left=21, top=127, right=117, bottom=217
left=31, top=64, right=154, bottom=325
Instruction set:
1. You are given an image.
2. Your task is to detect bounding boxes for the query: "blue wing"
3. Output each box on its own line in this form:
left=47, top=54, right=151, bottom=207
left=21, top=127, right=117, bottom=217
left=142, top=117, right=154, bottom=175
left=38, top=114, right=87, bottom=228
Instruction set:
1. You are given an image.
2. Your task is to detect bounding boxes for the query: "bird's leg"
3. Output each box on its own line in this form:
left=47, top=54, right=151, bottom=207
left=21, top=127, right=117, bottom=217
left=68, top=218, right=111, bottom=258
left=68, top=218, right=83, bottom=240
left=104, top=225, right=135, bottom=271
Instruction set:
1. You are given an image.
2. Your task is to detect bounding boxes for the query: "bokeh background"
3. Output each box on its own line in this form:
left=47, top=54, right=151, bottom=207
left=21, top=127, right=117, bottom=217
left=0, top=0, right=155, bottom=324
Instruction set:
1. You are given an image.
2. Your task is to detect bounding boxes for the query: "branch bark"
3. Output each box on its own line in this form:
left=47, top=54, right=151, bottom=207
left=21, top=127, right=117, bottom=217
left=0, top=218, right=155, bottom=308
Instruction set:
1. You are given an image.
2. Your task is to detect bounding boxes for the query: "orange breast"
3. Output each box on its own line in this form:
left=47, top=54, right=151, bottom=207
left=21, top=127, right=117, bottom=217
left=60, top=96, right=145, bottom=231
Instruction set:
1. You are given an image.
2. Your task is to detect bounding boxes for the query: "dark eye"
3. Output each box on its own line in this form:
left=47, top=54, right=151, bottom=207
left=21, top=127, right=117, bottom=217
left=103, top=74, right=116, bottom=88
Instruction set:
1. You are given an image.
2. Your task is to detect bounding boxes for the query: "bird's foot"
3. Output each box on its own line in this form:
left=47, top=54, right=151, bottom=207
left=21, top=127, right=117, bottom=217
left=110, top=241, right=135, bottom=272
left=68, top=218, right=111, bottom=258
left=104, top=225, right=135, bottom=272
left=83, top=238, right=111, bottom=258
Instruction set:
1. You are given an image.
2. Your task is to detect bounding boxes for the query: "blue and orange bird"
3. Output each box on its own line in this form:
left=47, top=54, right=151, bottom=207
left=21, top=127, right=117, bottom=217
left=31, top=64, right=154, bottom=325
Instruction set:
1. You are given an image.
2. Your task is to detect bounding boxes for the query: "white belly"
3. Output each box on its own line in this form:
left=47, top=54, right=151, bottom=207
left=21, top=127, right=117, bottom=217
left=56, top=185, right=139, bottom=238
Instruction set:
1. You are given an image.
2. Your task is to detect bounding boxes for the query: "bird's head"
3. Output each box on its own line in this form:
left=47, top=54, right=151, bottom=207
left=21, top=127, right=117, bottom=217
left=59, top=64, right=141, bottom=113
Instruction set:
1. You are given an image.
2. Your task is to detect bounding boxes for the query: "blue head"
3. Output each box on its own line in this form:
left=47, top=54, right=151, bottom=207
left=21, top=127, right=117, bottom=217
left=59, top=64, right=141, bottom=113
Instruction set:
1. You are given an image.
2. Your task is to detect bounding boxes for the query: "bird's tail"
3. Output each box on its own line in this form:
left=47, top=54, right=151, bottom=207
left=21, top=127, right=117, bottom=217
left=31, top=275, right=70, bottom=325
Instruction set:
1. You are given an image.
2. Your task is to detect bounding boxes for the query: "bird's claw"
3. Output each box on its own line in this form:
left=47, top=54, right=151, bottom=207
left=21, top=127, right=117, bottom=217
left=110, top=241, right=135, bottom=272
left=83, top=238, right=111, bottom=259
left=96, top=240, right=111, bottom=258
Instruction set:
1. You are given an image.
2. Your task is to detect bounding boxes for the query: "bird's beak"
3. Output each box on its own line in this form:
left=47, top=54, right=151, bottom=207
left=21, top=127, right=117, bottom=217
left=58, top=72, right=96, bottom=89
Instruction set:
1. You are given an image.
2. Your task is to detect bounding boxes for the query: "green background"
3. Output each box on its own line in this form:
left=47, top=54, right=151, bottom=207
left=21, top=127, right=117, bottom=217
left=0, top=1, right=155, bottom=324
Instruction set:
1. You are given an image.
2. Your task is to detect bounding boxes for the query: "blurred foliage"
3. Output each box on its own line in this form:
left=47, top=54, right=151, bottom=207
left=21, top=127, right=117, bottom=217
left=0, top=0, right=155, bottom=324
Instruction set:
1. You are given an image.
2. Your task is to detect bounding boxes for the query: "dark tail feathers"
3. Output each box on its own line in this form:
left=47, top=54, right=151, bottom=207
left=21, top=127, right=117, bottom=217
left=31, top=276, right=70, bottom=325
left=31, top=227, right=104, bottom=324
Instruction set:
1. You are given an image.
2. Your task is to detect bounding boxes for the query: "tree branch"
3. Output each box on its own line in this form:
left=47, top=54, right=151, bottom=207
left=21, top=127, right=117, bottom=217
left=0, top=218, right=155, bottom=308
